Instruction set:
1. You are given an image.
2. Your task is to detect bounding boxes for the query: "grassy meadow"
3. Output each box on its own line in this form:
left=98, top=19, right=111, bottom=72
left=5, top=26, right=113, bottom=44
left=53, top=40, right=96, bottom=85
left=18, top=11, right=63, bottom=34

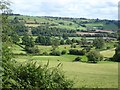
left=12, top=43, right=118, bottom=88
left=15, top=55, right=118, bottom=88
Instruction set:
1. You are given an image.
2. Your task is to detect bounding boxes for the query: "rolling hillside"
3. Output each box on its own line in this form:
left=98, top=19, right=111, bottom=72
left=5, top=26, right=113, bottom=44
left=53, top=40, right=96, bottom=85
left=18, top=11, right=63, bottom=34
left=9, top=14, right=118, bottom=31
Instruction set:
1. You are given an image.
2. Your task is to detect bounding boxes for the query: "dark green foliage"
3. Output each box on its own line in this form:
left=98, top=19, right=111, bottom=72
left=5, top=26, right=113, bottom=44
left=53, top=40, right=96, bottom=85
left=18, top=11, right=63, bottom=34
left=106, top=46, right=111, bottom=50
left=10, top=18, right=28, bottom=36
left=15, top=62, right=73, bottom=89
left=71, top=38, right=76, bottom=43
left=1, top=1, right=13, bottom=88
left=61, top=50, right=67, bottom=55
left=66, top=39, right=72, bottom=45
left=51, top=38, right=60, bottom=51
left=15, top=24, right=28, bottom=36
left=1, top=2, right=73, bottom=89
left=93, top=37, right=105, bottom=49
left=113, top=32, right=120, bottom=62
left=62, top=34, right=68, bottom=40
left=60, top=39, right=65, bottom=45
left=81, top=37, right=87, bottom=46
left=51, top=38, right=60, bottom=48
left=69, top=49, right=85, bottom=55
left=113, top=51, right=120, bottom=62
left=25, top=46, right=40, bottom=54
left=31, top=26, right=76, bottom=37
left=83, top=46, right=91, bottom=52
left=87, top=51, right=103, bottom=63
left=2, top=60, right=73, bottom=89
left=59, top=22, right=64, bottom=25
left=11, top=33, right=20, bottom=44
left=71, top=44, right=76, bottom=48
left=42, top=52, right=49, bottom=55
left=51, top=50, right=61, bottom=56
left=74, top=57, right=81, bottom=62
left=35, top=35, right=52, bottom=45
left=22, top=35, right=35, bottom=47
left=11, top=17, right=19, bottom=23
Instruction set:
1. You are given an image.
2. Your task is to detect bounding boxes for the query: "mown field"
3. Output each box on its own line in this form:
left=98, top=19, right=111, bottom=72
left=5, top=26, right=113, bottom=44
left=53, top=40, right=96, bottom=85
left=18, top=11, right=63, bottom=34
left=15, top=56, right=118, bottom=88
left=13, top=43, right=118, bottom=88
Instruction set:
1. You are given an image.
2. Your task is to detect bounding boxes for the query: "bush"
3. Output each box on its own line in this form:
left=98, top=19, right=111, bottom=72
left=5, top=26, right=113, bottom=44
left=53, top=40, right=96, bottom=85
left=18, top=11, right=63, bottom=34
left=71, top=44, right=76, bottom=48
left=42, top=51, right=49, bottom=55
left=61, top=50, right=67, bottom=55
left=25, top=46, right=40, bottom=54
left=51, top=50, right=61, bottom=56
left=69, top=49, right=85, bottom=55
left=87, top=51, right=103, bottom=63
left=74, top=57, right=81, bottom=62
left=2, top=61, right=73, bottom=89
left=113, top=51, right=120, bottom=62
left=83, top=46, right=91, bottom=52
left=106, top=46, right=111, bottom=49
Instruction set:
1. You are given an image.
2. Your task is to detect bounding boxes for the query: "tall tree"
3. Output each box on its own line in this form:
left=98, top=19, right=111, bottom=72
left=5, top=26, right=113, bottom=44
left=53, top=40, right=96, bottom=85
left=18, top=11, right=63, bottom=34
left=1, top=1, right=73, bottom=89
left=1, top=0, right=15, bottom=89
left=11, top=33, right=20, bottom=44
left=81, top=37, right=87, bottom=46
left=62, top=34, right=68, bottom=40
left=93, top=37, right=105, bottom=49
left=22, top=35, right=35, bottom=47
left=113, top=29, right=120, bottom=62
left=51, top=38, right=60, bottom=51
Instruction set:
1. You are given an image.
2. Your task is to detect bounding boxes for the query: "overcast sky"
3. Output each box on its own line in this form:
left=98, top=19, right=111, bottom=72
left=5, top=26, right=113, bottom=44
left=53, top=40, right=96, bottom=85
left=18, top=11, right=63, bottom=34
left=10, top=0, right=119, bottom=20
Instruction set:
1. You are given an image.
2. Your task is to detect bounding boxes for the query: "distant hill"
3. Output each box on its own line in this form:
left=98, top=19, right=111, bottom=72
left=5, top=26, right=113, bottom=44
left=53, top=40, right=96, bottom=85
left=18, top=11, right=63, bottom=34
left=8, top=15, right=118, bottom=31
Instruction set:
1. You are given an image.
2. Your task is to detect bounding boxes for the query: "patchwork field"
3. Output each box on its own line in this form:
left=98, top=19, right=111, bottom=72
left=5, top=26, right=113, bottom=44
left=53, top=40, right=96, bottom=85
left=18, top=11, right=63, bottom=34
left=9, top=15, right=117, bottom=31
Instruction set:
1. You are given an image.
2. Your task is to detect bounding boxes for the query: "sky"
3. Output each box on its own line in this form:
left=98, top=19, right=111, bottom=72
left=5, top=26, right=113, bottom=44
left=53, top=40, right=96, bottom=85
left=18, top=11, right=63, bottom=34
left=10, top=0, right=119, bottom=20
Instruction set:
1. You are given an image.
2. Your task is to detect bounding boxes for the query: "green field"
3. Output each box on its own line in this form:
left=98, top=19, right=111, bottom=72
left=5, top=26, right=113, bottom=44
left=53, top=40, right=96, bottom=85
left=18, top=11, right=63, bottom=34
left=46, top=61, right=118, bottom=88
left=16, top=57, right=118, bottom=88
left=100, top=49, right=115, bottom=60
left=12, top=43, right=118, bottom=88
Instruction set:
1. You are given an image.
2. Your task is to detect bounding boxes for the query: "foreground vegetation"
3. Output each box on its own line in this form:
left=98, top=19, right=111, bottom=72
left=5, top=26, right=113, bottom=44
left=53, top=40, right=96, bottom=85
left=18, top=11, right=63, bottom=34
left=1, top=1, right=73, bottom=89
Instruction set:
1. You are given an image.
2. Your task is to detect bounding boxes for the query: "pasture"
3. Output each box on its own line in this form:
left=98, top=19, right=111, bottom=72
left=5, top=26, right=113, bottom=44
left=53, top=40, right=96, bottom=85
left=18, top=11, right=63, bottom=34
left=13, top=44, right=118, bottom=88
left=16, top=56, right=118, bottom=88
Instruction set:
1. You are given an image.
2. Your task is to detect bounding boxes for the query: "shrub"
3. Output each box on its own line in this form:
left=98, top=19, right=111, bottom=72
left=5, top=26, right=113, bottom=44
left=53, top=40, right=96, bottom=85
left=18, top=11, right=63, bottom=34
left=42, top=51, right=49, bottom=55
left=25, top=46, right=40, bottom=54
left=69, top=49, right=85, bottom=55
left=113, top=51, right=120, bottom=62
left=83, top=46, right=91, bottom=52
left=2, top=61, right=73, bottom=89
left=66, top=39, right=72, bottom=44
left=80, top=50, right=86, bottom=55
left=51, top=50, right=61, bottom=56
left=87, top=51, right=103, bottom=63
left=61, top=50, right=67, bottom=55
left=71, top=44, right=76, bottom=48
left=106, top=46, right=111, bottom=49
left=74, top=57, right=81, bottom=62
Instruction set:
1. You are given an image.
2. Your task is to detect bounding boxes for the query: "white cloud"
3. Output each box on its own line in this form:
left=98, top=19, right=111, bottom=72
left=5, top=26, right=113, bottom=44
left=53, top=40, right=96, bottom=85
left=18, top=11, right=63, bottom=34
left=9, top=0, right=119, bottom=19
